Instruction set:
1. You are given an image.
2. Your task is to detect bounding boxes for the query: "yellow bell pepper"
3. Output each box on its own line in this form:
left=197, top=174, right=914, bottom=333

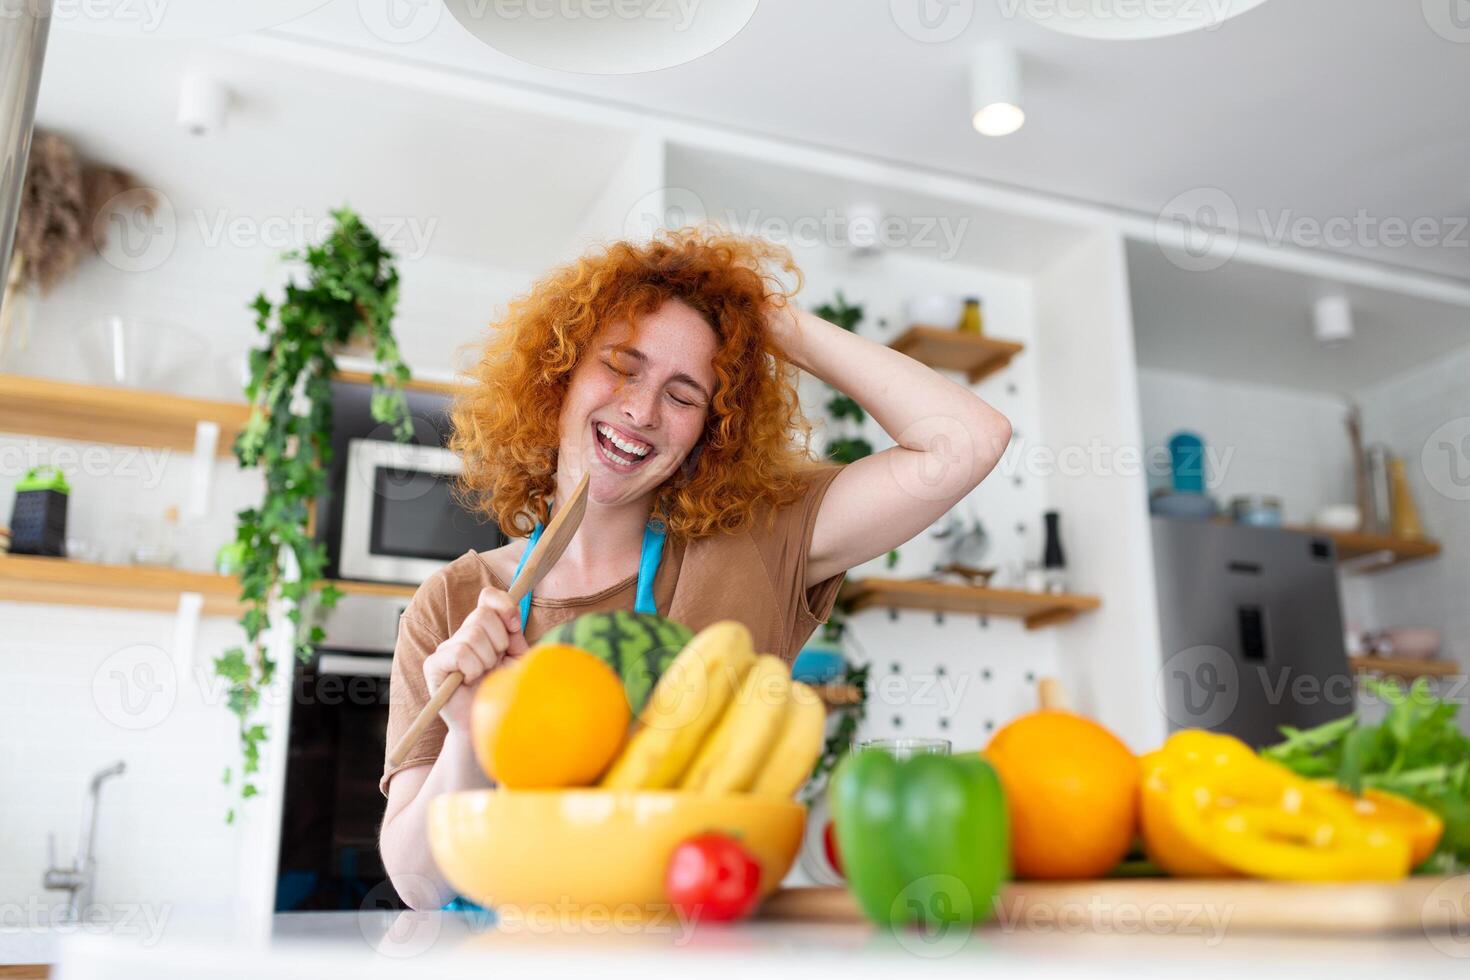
left=1314, top=785, right=1444, bottom=867
left=1141, top=731, right=1414, bottom=881
left=1139, top=731, right=1252, bottom=876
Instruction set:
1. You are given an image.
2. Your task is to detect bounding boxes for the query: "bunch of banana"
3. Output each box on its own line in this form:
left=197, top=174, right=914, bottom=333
left=600, top=621, right=828, bottom=799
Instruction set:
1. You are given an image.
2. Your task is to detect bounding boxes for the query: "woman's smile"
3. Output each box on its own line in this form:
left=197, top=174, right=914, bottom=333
left=592, top=419, right=657, bottom=473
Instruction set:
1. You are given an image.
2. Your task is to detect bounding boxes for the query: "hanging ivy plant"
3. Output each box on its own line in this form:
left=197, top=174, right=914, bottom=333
left=217, top=207, right=413, bottom=821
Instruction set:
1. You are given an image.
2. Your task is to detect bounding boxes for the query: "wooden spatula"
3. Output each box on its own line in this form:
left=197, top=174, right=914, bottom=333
left=386, top=471, right=590, bottom=767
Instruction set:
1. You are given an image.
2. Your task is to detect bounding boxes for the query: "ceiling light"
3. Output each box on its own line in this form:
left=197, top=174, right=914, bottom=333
left=970, top=43, right=1025, bottom=137
left=442, top=0, right=760, bottom=75
left=1020, top=0, right=1273, bottom=40
left=1313, top=296, right=1354, bottom=347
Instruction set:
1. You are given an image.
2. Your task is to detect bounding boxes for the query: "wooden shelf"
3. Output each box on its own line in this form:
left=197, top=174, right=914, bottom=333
left=0, top=553, right=242, bottom=616
left=815, top=683, right=863, bottom=708
left=333, top=369, right=464, bottom=397
left=1298, top=528, right=1442, bottom=572
left=1350, top=656, right=1461, bottom=680
left=0, top=370, right=461, bottom=458
left=327, top=578, right=418, bottom=600
left=889, top=326, right=1024, bottom=384
left=840, top=577, right=1101, bottom=630
left=0, top=553, right=421, bottom=617
left=0, top=374, right=251, bottom=457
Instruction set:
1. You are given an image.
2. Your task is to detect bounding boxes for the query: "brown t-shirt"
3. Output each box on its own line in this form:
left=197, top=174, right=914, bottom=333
left=380, top=465, right=846, bottom=795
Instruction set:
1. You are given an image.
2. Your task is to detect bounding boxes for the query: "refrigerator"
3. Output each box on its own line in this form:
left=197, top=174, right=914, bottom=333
left=1151, top=518, right=1354, bottom=748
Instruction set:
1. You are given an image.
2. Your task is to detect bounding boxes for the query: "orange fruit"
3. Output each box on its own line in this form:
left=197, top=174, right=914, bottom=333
left=471, top=644, right=630, bottom=788
left=984, top=710, right=1139, bottom=879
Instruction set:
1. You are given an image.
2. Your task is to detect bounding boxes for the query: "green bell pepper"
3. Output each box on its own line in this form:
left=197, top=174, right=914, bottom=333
left=830, top=749, right=1009, bottom=928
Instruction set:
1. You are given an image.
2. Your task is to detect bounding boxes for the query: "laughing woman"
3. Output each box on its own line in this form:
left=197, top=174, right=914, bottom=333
left=379, top=227, right=1012, bottom=909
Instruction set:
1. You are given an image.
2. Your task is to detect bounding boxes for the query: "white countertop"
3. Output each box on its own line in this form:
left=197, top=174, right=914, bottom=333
left=43, top=908, right=1470, bottom=979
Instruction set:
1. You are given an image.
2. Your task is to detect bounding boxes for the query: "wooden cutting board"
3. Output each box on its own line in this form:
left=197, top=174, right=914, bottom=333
left=761, top=877, right=1470, bottom=936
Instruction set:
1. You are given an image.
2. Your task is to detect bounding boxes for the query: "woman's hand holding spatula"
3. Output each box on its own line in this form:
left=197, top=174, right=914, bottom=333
left=387, top=472, right=590, bottom=767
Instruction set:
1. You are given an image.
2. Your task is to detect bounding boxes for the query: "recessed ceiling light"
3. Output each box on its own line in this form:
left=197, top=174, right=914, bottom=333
left=970, top=43, right=1025, bottom=137
left=1313, top=296, right=1354, bottom=347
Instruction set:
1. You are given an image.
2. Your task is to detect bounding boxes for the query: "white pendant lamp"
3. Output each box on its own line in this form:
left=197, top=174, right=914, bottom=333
left=443, top=0, right=760, bottom=74
left=970, top=43, right=1025, bottom=137
left=1019, top=0, right=1272, bottom=40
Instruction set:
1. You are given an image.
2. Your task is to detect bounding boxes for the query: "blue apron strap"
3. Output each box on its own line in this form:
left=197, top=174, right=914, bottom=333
left=510, top=518, right=665, bottom=625
left=509, top=521, right=545, bottom=627
left=634, top=523, right=667, bottom=616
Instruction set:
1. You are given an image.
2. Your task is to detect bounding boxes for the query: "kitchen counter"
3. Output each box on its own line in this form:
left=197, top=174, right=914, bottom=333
left=44, top=908, right=1469, bottom=978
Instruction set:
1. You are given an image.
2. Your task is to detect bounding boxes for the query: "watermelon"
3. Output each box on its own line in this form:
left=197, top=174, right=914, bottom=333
left=533, top=611, right=694, bottom=713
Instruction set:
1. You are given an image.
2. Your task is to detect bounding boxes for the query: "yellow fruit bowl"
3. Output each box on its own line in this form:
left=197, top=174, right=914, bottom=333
left=429, top=789, right=807, bottom=913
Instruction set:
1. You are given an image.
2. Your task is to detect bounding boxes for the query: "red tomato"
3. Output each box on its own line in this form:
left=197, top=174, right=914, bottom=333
left=664, top=833, right=762, bottom=923
left=822, top=820, right=844, bottom=877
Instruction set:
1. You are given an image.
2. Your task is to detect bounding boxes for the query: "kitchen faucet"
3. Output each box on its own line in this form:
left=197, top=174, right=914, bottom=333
left=43, top=760, right=126, bottom=923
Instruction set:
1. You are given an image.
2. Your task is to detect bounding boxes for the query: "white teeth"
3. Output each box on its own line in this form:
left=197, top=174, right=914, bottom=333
left=597, top=422, right=651, bottom=457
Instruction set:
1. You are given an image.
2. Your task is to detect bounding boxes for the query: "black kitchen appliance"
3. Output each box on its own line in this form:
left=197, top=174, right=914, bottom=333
left=275, top=594, right=405, bottom=911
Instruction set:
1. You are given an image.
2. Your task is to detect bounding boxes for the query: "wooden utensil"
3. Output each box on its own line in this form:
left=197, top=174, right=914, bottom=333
left=386, top=471, right=590, bottom=768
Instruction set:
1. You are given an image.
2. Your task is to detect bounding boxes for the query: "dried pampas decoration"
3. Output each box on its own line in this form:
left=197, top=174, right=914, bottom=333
left=1, top=129, right=156, bottom=362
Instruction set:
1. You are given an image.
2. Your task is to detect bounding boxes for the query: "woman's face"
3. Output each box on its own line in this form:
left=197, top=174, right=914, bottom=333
left=558, top=298, right=719, bottom=509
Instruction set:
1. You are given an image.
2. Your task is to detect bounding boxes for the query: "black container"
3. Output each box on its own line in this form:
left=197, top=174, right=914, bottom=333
left=9, top=467, right=69, bottom=557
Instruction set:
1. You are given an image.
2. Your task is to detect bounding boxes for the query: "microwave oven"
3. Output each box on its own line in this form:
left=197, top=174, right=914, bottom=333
left=337, top=438, right=503, bottom=585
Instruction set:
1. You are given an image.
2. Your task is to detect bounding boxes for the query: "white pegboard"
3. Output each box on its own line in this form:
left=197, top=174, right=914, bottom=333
left=843, top=609, right=1060, bottom=751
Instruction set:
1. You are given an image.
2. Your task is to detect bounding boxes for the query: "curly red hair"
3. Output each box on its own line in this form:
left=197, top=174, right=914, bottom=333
left=450, top=226, right=820, bottom=539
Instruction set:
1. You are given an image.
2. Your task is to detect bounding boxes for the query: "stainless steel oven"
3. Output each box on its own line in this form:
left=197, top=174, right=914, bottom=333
left=338, top=438, right=502, bottom=585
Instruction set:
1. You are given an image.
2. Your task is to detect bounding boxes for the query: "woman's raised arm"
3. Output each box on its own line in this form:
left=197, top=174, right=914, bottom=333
left=769, top=304, right=1013, bottom=588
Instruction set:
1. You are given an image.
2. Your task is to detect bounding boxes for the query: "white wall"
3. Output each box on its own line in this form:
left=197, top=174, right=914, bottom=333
left=1136, top=367, right=1355, bottom=525
left=1035, top=232, right=1164, bottom=753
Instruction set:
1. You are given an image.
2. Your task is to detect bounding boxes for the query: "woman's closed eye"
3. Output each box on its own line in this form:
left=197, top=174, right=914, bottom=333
left=602, top=358, right=634, bottom=379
